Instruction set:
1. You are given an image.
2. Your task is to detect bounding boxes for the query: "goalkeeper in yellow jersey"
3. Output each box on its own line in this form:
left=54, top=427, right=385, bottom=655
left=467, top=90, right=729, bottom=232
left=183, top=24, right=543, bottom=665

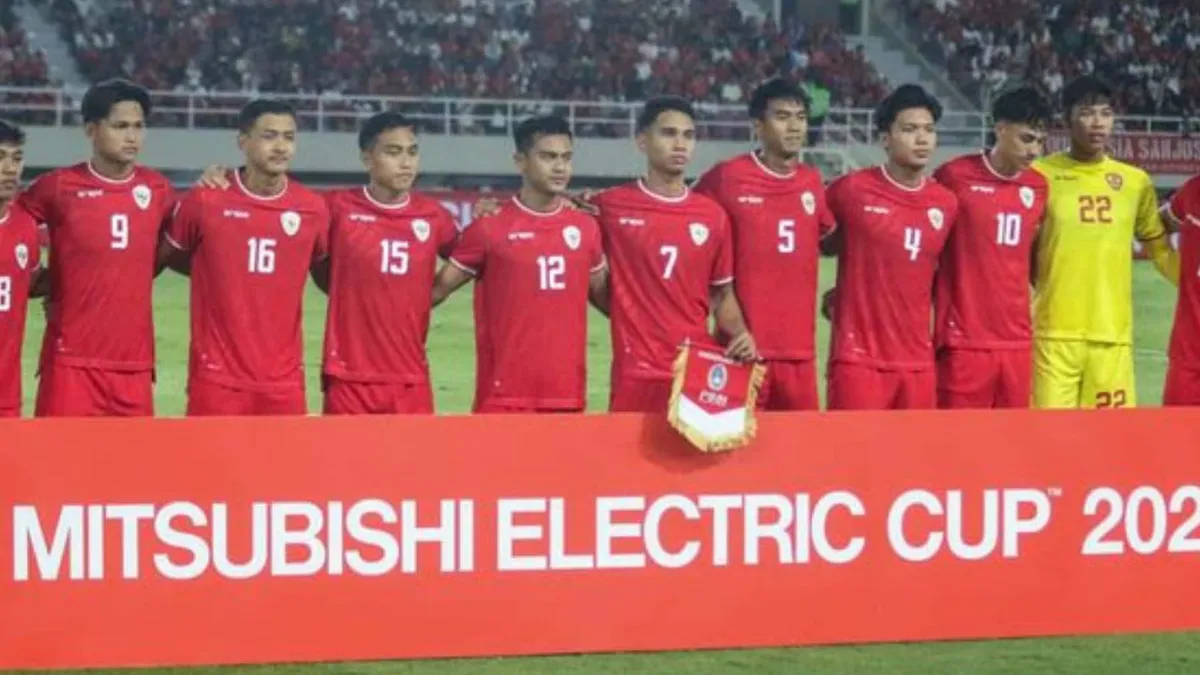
left=1031, top=76, right=1180, bottom=409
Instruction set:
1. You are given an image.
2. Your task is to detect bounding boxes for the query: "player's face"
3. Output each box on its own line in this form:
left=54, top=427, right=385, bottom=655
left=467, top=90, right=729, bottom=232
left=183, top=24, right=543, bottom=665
left=0, top=143, right=23, bottom=202
left=363, top=126, right=419, bottom=194
left=883, top=107, right=937, bottom=170
left=638, top=110, right=696, bottom=176
left=239, top=113, right=297, bottom=177
left=995, top=122, right=1046, bottom=171
left=516, top=133, right=573, bottom=195
left=86, top=101, right=145, bottom=165
left=754, top=98, right=808, bottom=158
left=1069, top=100, right=1114, bottom=156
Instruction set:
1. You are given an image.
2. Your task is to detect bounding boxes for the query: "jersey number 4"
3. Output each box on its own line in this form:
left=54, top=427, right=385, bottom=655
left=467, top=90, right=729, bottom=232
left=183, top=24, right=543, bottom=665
left=904, top=227, right=922, bottom=261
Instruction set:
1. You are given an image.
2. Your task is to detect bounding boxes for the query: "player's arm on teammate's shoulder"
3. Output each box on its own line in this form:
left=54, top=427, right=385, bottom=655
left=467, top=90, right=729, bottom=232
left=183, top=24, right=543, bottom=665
left=195, top=165, right=232, bottom=190
left=1136, top=173, right=1180, bottom=285
left=432, top=217, right=485, bottom=307
left=158, top=193, right=201, bottom=276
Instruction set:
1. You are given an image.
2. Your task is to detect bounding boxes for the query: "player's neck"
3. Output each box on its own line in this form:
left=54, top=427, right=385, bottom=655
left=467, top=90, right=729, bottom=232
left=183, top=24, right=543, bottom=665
left=516, top=186, right=560, bottom=213
left=882, top=161, right=924, bottom=189
left=366, top=182, right=409, bottom=206
left=985, top=148, right=1021, bottom=178
left=0, top=198, right=10, bottom=223
left=1068, top=146, right=1106, bottom=164
left=642, top=170, right=687, bottom=199
left=755, top=149, right=797, bottom=176
left=240, top=167, right=287, bottom=198
left=89, top=155, right=135, bottom=182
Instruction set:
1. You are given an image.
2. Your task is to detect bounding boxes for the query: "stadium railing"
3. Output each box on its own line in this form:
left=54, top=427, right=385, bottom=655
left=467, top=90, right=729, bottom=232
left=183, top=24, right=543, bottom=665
left=2, top=86, right=1196, bottom=147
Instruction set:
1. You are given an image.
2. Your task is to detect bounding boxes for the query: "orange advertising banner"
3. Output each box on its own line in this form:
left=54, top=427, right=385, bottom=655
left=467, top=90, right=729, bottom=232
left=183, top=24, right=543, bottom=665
left=3, top=409, right=1200, bottom=670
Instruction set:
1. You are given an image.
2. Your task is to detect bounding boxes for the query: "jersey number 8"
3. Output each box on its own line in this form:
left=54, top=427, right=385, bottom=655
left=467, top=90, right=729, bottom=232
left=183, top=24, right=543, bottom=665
left=0, top=275, right=10, bottom=312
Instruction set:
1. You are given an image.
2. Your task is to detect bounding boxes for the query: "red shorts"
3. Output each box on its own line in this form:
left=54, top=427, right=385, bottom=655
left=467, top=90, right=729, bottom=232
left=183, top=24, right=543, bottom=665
left=609, top=377, right=673, bottom=413
left=187, top=379, right=307, bottom=417
left=0, top=406, right=18, bottom=418
left=35, top=364, right=154, bottom=417
left=475, top=401, right=582, bottom=414
left=1164, top=362, right=1200, bottom=406
left=759, top=360, right=819, bottom=411
left=323, top=378, right=434, bottom=415
left=827, top=362, right=936, bottom=411
left=936, top=348, right=1032, bottom=409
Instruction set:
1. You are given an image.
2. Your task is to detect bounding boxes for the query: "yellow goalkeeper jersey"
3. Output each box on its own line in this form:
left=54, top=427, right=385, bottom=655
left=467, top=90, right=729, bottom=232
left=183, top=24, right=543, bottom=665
left=1032, top=152, right=1167, bottom=345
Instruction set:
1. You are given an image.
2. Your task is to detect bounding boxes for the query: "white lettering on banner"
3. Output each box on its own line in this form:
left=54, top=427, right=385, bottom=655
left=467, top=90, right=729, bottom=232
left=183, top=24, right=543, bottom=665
left=887, top=489, right=1052, bottom=562
left=497, top=498, right=546, bottom=571
left=1082, top=485, right=1200, bottom=556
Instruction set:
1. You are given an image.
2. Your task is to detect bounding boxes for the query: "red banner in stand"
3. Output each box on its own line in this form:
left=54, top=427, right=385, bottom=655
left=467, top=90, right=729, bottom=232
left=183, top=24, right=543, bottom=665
left=2, top=410, right=1200, bottom=670
left=1047, top=132, right=1200, bottom=175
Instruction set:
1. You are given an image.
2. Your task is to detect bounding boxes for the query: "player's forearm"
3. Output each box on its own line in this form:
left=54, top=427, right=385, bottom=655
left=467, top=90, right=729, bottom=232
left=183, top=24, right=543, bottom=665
left=156, top=239, right=191, bottom=277
left=819, top=228, right=842, bottom=257
left=712, top=285, right=749, bottom=337
left=310, top=260, right=331, bottom=295
left=28, top=268, right=49, bottom=299
left=588, top=270, right=610, bottom=317
left=432, top=264, right=471, bottom=307
left=1143, top=237, right=1181, bottom=286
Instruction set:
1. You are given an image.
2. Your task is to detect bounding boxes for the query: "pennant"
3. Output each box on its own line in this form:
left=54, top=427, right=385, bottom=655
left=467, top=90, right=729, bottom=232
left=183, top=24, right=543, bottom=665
left=667, top=341, right=766, bottom=453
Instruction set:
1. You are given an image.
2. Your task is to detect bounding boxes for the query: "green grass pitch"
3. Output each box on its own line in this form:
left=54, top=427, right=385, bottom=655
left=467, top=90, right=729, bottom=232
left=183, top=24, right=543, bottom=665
left=10, top=259, right=1199, bottom=674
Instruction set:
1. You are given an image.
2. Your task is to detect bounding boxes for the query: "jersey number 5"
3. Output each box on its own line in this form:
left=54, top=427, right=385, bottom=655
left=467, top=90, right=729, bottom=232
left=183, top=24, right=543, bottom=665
left=1079, top=196, right=1113, bottom=224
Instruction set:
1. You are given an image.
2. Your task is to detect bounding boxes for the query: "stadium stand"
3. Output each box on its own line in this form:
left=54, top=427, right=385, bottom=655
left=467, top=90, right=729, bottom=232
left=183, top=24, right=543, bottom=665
left=1, top=2, right=51, bottom=87
left=900, top=0, right=1200, bottom=116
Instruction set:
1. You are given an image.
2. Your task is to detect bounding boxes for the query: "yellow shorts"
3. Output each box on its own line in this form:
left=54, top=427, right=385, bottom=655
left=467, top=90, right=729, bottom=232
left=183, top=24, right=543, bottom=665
left=1033, top=339, right=1135, bottom=409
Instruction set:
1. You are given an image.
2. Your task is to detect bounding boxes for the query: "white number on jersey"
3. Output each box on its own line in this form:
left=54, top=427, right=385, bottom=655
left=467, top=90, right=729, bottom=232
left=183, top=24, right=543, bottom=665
left=380, top=240, right=410, bottom=275
left=778, top=218, right=796, bottom=253
left=538, top=255, right=566, bottom=290
left=659, top=245, right=678, bottom=279
left=903, top=227, right=922, bottom=261
left=247, top=237, right=277, bottom=274
left=111, top=214, right=129, bottom=250
left=995, top=213, right=1022, bottom=247
left=0, top=276, right=10, bottom=312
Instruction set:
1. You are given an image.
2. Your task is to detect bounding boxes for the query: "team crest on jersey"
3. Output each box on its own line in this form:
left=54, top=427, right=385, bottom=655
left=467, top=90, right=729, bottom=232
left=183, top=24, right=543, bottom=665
left=411, top=218, right=431, bottom=242
left=689, top=222, right=710, bottom=246
left=1019, top=186, right=1035, bottom=209
left=280, top=211, right=301, bottom=237
left=1106, top=173, right=1124, bottom=191
left=927, top=208, right=945, bottom=231
left=801, top=191, right=816, bottom=216
left=562, top=225, right=582, bottom=251
left=132, top=184, right=152, bottom=211
left=707, top=363, right=728, bottom=392
left=14, top=243, right=29, bottom=270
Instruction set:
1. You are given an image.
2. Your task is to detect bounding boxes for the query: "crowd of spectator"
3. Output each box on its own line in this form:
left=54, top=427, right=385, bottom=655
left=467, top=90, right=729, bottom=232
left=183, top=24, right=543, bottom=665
left=901, top=0, right=1200, bottom=117
left=1, top=3, right=51, bottom=87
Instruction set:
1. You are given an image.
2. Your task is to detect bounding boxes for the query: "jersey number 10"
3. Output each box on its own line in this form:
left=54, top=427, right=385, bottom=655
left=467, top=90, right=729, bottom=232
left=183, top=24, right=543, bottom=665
left=996, top=213, right=1022, bottom=247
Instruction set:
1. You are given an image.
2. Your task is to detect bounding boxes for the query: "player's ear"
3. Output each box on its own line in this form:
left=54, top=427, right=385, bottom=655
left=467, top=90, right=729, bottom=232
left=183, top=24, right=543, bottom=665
left=83, top=122, right=97, bottom=143
left=360, top=148, right=372, bottom=170
left=635, top=132, right=648, bottom=154
left=236, top=132, right=248, bottom=153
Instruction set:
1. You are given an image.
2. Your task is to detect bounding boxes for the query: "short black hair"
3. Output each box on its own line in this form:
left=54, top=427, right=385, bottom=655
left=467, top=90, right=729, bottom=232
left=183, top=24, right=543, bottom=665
left=1062, top=75, right=1115, bottom=114
left=358, top=112, right=415, bottom=151
left=238, top=99, right=297, bottom=134
left=991, top=85, right=1053, bottom=128
left=874, top=84, right=943, bottom=133
left=748, top=77, right=812, bottom=120
left=513, top=115, right=573, bottom=154
left=80, top=78, right=151, bottom=124
left=636, top=96, right=695, bottom=133
left=0, top=119, right=25, bottom=146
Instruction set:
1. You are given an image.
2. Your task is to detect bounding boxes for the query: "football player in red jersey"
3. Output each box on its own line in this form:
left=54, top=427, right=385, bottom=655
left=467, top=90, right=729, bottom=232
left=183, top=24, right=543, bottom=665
left=432, top=116, right=607, bottom=413
left=0, top=120, right=41, bottom=417
left=163, top=100, right=330, bottom=416
left=933, top=86, right=1051, bottom=408
left=20, top=79, right=175, bottom=417
left=592, top=96, right=757, bottom=413
left=1160, top=175, right=1200, bottom=405
left=822, top=84, right=959, bottom=410
left=694, top=78, right=833, bottom=411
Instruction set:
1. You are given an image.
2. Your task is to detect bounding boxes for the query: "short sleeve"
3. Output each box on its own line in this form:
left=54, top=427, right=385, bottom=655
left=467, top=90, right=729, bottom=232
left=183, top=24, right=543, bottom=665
left=1167, top=177, right=1199, bottom=226
left=692, top=164, right=724, bottom=204
left=816, top=184, right=836, bottom=236
left=449, top=218, right=488, bottom=275
left=312, top=199, right=331, bottom=262
left=436, top=207, right=459, bottom=260
left=825, top=176, right=848, bottom=224
left=19, top=171, right=57, bottom=225
left=165, top=190, right=203, bottom=251
left=158, top=183, right=179, bottom=231
left=711, top=212, right=734, bottom=286
left=1135, top=172, right=1168, bottom=242
left=587, top=219, right=606, bottom=273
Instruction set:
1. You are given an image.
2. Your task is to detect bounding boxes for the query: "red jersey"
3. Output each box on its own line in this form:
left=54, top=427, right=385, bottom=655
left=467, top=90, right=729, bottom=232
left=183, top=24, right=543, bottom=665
left=166, top=171, right=329, bottom=392
left=827, top=167, right=959, bottom=370
left=0, top=202, right=40, bottom=410
left=1166, top=176, right=1200, bottom=364
left=322, top=187, right=458, bottom=385
left=595, top=180, right=734, bottom=381
left=934, top=153, right=1048, bottom=350
left=449, top=196, right=604, bottom=410
left=694, top=152, right=834, bottom=360
left=20, top=162, right=175, bottom=371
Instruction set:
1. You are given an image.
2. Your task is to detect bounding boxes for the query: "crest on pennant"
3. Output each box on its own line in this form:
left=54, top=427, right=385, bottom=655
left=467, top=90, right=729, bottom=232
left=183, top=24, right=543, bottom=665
left=281, top=211, right=301, bottom=237
left=801, top=191, right=816, bottom=216
left=562, top=225, right=582, bottom=251
left=412, top=218, right=431, bottom=243
left=1019, top=186, right=1035, bottom=209
left=689, top=222, right=709, bottom=246
left=707, top=363, right=728, bottom=391
left=132, top=184, right=152, bottom=211
left=927, top=208, right=944, bottom=231
left=1106, top=173, right=1124, bottom=191
left=15, top=243, right=29, bottom=270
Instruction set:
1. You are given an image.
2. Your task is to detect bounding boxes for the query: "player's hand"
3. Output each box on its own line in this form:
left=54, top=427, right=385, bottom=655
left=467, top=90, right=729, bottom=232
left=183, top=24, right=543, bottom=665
left=725, top=331, right=758, bottom=363
left=821, top=287, right=836, bottom=321
left=566, top=189, right=599, bottom=215
left=474, top=197, right=502, bottom=218
left=196, top=165, right=231, bottom=190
